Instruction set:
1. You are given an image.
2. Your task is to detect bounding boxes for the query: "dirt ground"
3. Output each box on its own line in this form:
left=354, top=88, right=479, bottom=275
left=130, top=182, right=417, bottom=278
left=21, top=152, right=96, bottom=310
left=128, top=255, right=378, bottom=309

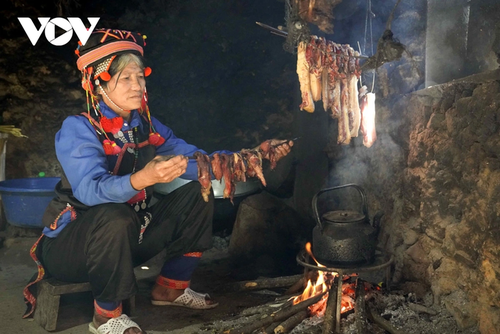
left=0, top=232, right=483, bottom=334
left=0, top=233, right=290, bottom=334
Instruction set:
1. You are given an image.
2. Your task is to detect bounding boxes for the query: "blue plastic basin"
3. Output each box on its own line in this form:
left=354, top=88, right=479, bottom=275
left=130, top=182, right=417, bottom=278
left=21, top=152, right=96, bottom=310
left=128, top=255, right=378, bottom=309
left=0, top=177, right=60, bottom=228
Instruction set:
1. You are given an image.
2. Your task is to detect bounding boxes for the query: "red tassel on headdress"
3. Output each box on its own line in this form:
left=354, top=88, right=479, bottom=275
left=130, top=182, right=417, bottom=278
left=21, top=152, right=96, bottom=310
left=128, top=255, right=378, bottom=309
left=100, top=116, right=123, bottom=134
left=148, top=132, right=165, bottom=146
left=81, top=68, right=94, bottom=92
left=140, top=96, right=147, bottom=113
left=103, top=139, right=121, bottom=155
left=100, top=72, right=111, bottom=81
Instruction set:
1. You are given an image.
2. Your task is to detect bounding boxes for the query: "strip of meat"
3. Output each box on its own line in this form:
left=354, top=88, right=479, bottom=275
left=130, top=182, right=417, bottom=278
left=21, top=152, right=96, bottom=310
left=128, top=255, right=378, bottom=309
left=259, top=140, right=279, bottom=170
left=332, top=79, right=341, bottom=119
left=297, top=41, right=315, bottom=113
left=309, top=36, right=324, bottom=102
left=210, top=153, right=223, bottom=181
left=220, top=153, right=235, bottom=203
left=321, top=64, right=329, bottom=112
left=232, top=153, right=246, bottom=183
left=338, top=77, right=351, bottom=145
left=348, top=49, right=361, bottom=138
left=349, top=73, right=361, bottom=137
left=241, top=149, right=266, bottom=187
left=360, top=92, right=377, bottom=148
left=328, top=42, right=341, bottom=118
left=321, top=40, right=335, bottom=112
left=193, top=151, right=212, bottom=202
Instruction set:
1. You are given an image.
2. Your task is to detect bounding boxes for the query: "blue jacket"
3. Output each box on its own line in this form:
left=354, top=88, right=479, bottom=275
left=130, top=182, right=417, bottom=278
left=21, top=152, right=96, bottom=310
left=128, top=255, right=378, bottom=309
left=44, top=101, right=231, bottom=237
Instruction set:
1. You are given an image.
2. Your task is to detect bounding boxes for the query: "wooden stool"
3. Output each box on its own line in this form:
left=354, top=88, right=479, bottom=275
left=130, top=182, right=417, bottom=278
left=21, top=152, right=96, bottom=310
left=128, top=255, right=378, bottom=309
left=34, top=278, right=135, bottom=331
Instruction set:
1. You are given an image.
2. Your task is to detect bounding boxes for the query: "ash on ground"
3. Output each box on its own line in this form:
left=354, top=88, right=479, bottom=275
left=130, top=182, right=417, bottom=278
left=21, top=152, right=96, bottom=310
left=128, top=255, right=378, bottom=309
left=291, top=289, right=480, bottom=334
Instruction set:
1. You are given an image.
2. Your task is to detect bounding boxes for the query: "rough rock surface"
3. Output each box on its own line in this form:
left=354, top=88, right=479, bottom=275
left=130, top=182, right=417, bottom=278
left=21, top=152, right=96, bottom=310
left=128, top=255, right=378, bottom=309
left=329, top=71, right=500, bottom=333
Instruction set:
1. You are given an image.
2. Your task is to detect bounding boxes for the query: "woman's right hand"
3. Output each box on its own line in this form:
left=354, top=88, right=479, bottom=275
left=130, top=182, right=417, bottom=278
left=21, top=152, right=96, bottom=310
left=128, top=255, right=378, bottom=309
left=130, top=155, right=188, bottom=190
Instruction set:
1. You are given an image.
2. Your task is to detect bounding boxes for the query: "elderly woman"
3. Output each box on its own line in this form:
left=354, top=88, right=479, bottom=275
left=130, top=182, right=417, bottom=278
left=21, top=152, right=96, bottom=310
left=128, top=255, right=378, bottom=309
left=22, top=29, right=292, bottom=334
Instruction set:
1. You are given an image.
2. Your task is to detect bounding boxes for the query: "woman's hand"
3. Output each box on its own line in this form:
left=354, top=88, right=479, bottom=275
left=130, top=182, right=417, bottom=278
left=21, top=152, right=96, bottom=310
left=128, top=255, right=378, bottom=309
left=130, top=155, right=188, bottom=190
left=268, top=139, right=294, bottom=159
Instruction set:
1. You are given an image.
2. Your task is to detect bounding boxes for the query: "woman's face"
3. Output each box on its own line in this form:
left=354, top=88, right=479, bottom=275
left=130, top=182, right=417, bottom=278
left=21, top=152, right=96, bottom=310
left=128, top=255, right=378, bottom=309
left=101, top=62, right=145, bottom=117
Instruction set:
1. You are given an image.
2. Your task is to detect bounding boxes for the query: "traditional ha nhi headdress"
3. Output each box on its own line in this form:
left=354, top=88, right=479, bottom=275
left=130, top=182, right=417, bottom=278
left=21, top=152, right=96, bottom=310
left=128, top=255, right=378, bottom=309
left=75, top=28, right=164, bottom=155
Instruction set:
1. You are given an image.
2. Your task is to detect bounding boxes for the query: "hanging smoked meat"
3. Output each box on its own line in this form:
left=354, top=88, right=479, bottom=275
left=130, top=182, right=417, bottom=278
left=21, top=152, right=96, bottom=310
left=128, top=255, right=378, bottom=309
left=297, top=41, right=315, bottom=113
left=296, top=36, right=373, bottom=146
left=360, top=90, right=377, bottom=148
left=308, top=36, right=324, bottom=102
left=348, top=48, right=361, bottom=138
left=338, top=45, right=351, bottom=145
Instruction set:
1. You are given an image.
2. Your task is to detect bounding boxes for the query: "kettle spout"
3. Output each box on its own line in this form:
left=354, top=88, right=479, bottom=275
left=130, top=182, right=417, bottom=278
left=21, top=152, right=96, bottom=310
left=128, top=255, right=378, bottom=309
left=372, top=211, right=385, bottom=230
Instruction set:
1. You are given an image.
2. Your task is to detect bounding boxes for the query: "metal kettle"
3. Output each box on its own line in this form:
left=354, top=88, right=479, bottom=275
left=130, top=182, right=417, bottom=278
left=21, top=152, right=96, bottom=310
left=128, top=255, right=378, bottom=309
left=312, top=184, right=384, bottom=265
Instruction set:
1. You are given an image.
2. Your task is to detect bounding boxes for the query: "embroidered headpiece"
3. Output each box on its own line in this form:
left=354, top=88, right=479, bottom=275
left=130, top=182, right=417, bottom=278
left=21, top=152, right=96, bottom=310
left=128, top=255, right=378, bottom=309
left=75, top=28, right=164, bottom=155
left=76, top=29, right=148, bottom=79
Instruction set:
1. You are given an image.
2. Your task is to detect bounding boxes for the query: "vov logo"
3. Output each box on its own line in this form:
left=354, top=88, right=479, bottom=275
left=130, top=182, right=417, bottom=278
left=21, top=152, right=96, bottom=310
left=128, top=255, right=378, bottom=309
left=18, top=17, right=100, bottom=46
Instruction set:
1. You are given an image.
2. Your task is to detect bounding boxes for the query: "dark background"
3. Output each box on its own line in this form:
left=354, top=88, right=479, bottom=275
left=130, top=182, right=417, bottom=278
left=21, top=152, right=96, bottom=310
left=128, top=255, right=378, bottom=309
left=1, top=0, right=408, bottom=157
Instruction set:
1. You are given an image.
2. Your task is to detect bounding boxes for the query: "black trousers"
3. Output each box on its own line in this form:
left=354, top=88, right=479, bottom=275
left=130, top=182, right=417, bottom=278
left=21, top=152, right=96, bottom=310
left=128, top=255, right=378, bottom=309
left=40, top=182, right=214, bottom=302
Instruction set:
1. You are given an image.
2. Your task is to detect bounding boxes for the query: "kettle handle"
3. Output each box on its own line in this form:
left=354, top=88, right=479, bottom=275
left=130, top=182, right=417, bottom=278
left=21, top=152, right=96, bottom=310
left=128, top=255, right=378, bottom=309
left=312, top=184, right=369, bottom=229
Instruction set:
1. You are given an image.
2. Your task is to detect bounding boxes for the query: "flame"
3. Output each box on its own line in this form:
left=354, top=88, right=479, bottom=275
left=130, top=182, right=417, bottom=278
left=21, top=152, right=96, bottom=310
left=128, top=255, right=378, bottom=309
left=293, top=242, right=359, bottom=316
left=293, top=243, right=335, bottom=316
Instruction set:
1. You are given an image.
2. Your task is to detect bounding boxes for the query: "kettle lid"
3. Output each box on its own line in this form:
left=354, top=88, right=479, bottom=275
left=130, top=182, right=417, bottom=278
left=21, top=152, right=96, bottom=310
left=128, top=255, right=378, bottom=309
left=322, top=210, right=365, bottom=223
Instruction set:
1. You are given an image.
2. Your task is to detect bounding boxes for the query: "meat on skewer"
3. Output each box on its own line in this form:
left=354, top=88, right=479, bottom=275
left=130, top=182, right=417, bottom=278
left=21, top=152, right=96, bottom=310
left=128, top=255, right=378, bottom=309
left=232, top=153, right=246, bottom=183
left=259, top=140, right=279, bottom=170
left=210, top=153, right=223, bottom=181
left=220, top=153, right=236, bottom=203
left=193, top=151, right=212, bottom=202
left=241, top=149, right=266, bottom=187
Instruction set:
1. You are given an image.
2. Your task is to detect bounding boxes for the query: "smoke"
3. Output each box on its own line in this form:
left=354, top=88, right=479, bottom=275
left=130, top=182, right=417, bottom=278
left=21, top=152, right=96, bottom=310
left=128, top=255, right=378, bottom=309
left=425, top=0, right=469, bottom=86
left=329, top=131, right=402, bottom=188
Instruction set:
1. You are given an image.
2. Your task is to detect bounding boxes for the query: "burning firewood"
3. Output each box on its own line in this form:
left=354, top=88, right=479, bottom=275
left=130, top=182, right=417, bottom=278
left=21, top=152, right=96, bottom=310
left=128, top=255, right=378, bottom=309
left=226, top=274, right=303, bottom=292
left=354, top=278, right=369, bottom=334
left=274, top=309, right=308, bottom=333
left=264, top=322, right=280, bottom=334
left=227, top=292, right=327, bottom=334
left=322, top=276, right=338, bottom=334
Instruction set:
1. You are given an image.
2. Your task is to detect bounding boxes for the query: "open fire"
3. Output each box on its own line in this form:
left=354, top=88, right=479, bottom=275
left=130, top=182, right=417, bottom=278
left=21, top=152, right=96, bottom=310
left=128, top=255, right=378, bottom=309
left=293, top=242, right=359, bottom=317
left=221, top=242, right=391, bottom=333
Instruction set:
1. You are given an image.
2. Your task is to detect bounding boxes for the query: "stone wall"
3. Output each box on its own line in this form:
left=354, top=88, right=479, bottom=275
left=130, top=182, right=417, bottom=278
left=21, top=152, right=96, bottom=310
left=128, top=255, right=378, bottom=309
left=329, top=70, right=500, bottom=333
